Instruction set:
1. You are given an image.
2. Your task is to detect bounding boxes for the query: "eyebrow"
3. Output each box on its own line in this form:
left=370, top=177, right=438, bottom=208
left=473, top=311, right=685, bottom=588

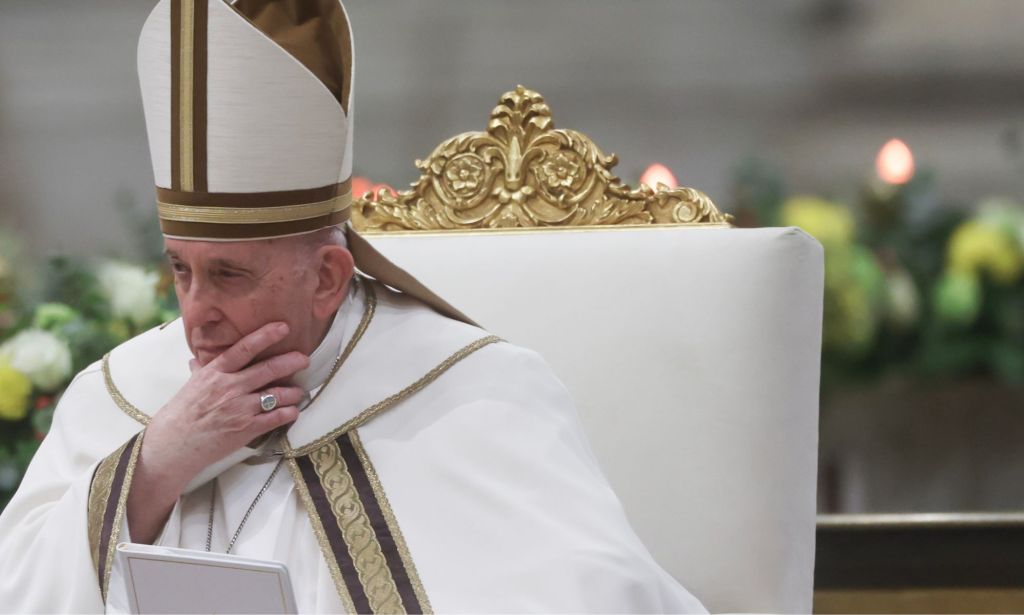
left=163, top=251, right=253, bottom=273
left=210, top=258, right=253, bottom=273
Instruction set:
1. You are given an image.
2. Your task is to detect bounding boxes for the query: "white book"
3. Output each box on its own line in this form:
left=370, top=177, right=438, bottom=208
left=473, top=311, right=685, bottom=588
left=115, top=543, right=297, bottom=614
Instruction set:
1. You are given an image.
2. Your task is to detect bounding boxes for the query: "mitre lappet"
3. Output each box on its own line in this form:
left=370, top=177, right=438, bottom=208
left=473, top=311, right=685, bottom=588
left=138, top=0, right=471, bottom=325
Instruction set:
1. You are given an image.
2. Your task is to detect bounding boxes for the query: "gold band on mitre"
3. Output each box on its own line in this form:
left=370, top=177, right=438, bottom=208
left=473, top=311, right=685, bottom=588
left=156, top=181, right=352, bottom=240
left=158, top=194, right=350, bottom=225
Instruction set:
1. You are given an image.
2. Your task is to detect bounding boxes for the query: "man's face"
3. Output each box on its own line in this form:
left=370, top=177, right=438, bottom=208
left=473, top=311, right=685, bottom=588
left=165, top=237, right=319, bottom=367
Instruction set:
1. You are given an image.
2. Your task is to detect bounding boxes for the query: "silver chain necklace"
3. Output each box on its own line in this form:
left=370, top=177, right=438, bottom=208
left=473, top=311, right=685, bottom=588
left=205, top=457, right=284, bottom=554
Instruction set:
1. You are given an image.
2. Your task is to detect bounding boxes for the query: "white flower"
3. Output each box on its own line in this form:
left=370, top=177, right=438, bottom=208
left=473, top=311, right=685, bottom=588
left=96, top=261, right=160, bottom=327
left=884, top=268, right=920, bottom=330
left=0, top=329, right=73, bottom=391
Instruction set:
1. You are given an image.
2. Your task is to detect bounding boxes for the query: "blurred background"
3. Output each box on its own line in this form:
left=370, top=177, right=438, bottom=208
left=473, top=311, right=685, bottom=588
left=1, top=0, right=1023, bottom=517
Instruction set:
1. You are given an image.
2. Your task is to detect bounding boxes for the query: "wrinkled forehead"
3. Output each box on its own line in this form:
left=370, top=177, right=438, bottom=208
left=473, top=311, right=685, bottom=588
left=164, top=235, right=302, bottom=266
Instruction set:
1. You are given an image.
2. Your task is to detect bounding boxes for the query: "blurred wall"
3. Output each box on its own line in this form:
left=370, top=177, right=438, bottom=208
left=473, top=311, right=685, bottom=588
left=1, top=0, right=1023, bottom=258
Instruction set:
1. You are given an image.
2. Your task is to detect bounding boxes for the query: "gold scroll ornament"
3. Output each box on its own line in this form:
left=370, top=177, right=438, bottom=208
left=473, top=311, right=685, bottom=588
left=353, top=85, right=732, bottom=232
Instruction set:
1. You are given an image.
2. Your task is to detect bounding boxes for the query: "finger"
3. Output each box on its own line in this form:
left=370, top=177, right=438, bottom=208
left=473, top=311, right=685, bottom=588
left=247, top=405, right=300, bottom=438
left=188, top=359, right=200, bottom=374
left=211, top=322, right=289, bottom=373
left=236, top=351, right=310, bottom=392
left=246, top=386, right=306, bottom=414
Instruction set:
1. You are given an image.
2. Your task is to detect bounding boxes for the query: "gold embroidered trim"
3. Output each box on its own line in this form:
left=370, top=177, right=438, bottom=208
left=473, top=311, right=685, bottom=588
left=102, top=433, right=144, bottom=602
left=350, top=430, right=433, bottom=613
left=102, top=277, right=376, bottom=426
left=102, top=355, right=152, bottom=425
left=87, top=441, right=127, bottom=574
left=311, top=279, right=376, bottom=407
left=158, top=193, right=352, bottom=224
left=287, top=334, right=504, bottom=458
left=179, top=0, right=195, bottom=191
left=311, top=441, right=406, bottom=613
left=285, top=455, right=358, bottom=614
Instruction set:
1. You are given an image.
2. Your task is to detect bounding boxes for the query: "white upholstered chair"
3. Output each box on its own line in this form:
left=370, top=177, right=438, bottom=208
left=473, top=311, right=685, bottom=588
left=356, top=87, right=824, bottom=614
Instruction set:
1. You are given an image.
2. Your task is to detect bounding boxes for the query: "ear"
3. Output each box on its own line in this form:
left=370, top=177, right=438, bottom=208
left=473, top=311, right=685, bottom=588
left=311, top=244, right=355, bottom=321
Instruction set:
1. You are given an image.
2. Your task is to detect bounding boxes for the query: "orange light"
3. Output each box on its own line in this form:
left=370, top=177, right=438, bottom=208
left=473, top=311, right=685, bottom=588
left=351, top=177, right=397, bottom=202
left=352, top=176, right=374, bottom=198
left=875, top=138, right=915, bottom=185
left=641, top=163, right=678, bottom=189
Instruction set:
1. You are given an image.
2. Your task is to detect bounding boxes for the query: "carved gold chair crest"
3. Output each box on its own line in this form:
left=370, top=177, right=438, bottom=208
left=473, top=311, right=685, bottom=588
left=352, top=86, right=732, bottom=232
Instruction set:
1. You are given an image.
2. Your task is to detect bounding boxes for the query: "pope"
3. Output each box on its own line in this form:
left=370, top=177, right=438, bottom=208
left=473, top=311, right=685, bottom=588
left=0, top=1, right=705, bottom=612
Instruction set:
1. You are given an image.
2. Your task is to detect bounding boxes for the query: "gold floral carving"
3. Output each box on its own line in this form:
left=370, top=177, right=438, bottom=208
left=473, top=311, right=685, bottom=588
left=353, top=85, right=731, bottom=232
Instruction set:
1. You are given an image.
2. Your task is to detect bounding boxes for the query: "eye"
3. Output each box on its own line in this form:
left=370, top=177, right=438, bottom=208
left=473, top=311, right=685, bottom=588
left=217, top=269, right=240, bottom=279
left=171, top=262, right=189, bottom=274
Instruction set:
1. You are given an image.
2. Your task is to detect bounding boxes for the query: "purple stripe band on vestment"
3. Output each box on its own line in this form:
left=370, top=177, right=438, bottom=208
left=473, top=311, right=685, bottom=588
left=295, top=452, right=373, bottom=614
left=336, top=432, right=424, bottom=613
left=96, top=432, right=139, bottom=593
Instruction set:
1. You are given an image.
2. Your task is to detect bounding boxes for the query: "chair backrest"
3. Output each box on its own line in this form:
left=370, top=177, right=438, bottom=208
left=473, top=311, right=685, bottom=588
left=355, top=86, right=824, bottom=613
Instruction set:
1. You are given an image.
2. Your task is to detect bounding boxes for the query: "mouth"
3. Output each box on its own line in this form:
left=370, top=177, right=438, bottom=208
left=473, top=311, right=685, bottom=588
left=193, top=344, right=231, bottom=362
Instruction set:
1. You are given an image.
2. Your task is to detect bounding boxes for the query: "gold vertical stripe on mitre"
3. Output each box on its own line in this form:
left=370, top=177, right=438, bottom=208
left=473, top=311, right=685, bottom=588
left=170, top=0, right=181, bottom=188
left=179, top=0, right=195, bottom=191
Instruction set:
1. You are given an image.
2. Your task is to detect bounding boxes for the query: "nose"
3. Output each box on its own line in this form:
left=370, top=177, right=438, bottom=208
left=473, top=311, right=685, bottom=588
left=178, top=278, right=223, bottom=329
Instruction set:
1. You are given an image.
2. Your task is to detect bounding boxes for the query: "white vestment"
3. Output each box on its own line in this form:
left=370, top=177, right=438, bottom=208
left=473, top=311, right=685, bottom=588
left=0, top=281, right=705, bottom=614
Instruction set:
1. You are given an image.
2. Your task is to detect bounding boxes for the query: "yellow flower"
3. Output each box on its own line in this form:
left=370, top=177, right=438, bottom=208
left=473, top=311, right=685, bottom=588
left=821, top=246, right=884, bottom=357
left=823, top=281, right=877, bottom=357
left=948, top=220, right=1023, bottom=286
left=0, top=359, right=32, bottom=421
left=780, top=197, right=856, bottom=247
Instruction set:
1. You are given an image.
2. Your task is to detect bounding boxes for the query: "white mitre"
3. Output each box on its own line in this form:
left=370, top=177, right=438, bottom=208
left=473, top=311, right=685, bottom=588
left=137, top=0, right=471, bottom=324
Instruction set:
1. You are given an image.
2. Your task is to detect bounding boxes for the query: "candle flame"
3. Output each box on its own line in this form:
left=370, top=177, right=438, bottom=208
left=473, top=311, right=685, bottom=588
left=875, top=139, right=915, bottom=185
left=352, top=176, right=397, bottom=202
left=352, top=176, right=374, bottom=199
left=641, top=163, right=678, bottom=189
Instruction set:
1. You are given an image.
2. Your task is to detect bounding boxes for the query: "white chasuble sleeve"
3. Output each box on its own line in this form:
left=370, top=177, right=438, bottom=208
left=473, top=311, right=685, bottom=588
left=0, top=364, right=144, bottom=613
left=357, top=342, right=708, bottom=613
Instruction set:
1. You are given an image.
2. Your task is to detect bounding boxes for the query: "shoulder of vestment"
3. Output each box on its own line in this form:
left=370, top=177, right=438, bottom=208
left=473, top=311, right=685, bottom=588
left=283, top=282, right=510, bottom=452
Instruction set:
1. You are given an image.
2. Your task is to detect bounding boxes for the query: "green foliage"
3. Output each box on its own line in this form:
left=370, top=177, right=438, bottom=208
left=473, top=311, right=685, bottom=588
left=0, top=250, right=178, bottom=508
left=733, top=161, right=1024, bottom=395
